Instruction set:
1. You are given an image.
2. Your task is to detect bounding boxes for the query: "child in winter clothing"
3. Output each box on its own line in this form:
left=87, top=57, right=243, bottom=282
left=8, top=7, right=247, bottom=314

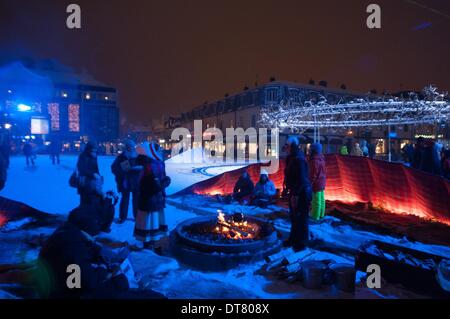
left=308, top=143, right=326, bottom=221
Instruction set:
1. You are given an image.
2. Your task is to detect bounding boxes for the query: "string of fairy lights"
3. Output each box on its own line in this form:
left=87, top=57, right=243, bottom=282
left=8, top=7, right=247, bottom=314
left=260, top=85, right=449, bottom=133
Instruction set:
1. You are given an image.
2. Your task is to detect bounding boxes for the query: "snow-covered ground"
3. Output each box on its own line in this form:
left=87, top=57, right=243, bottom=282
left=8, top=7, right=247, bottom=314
left=1, top=152, right=448, bottom=299
left=1, top=153, right=248, bottom=215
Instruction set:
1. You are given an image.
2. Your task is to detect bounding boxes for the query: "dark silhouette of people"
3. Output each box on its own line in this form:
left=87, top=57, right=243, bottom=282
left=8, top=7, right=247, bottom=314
left=23, top=141, right=35, bottom=167
left=232, top=170, right=254, bottom=203
left=412, top=137, right=441, bottom=175
left=36, top=203, right=165, bottom=299
left=111, top=139, right=143, bottom=223
left=76, top=141, right=100, bottom=204
left=49, top=138, right=62, bottom=165
left=442, top=149, right=450, bottom=180
left=283, top=136, right=312, bottom=252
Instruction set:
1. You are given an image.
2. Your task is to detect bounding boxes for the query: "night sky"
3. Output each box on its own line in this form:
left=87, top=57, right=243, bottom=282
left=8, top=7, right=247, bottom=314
left=0, top=0, right=449, bottom=127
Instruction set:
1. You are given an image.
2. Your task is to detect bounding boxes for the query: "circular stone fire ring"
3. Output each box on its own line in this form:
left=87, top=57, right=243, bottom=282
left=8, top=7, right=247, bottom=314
left=169, top=215, right=282, bottom=270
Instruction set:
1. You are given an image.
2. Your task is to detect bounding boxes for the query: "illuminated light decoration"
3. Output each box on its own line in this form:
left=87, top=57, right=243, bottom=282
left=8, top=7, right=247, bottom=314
left=68, top=104, right=80, bottom=132
left=104, top=96, right=109, bottom=100
left=62, top=92, right=68, bottom=98
left=259, top=86, right=449, bottom=131
left=185, top=155, right=450, bottom=226
left=47, top=103, right=60, bottom=131
left=7, top=89, right=12, bottom=94
left=24, top=135, right=31, bottom=140
left=85, top=93, right=91, bottom=100
left=17, top=104, right=32, bottom=112
left=4, top=123, right=12, bottom=129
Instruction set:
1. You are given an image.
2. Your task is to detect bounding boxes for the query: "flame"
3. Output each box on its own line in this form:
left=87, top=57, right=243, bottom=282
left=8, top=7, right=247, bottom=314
left=214, top=211, right=257, bottom=240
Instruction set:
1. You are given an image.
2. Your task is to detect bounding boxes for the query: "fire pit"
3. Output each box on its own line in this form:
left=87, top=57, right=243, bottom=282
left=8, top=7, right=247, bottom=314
left=170, top=212, right=282, bottom=270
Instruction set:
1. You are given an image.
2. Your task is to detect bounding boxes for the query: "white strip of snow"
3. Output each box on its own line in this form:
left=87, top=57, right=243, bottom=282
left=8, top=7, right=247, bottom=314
left=1, top=153, right=250, bottom=215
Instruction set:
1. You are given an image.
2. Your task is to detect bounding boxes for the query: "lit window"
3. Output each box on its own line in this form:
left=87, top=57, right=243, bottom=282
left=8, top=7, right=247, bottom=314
left=68, top=104, right=80, bottom=132
left=48, top=103, right=60, bottom=131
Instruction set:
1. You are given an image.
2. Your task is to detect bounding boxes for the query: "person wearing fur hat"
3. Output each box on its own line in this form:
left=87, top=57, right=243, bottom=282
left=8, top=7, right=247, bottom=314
left=283, top=136, right=312, bottom=252
left=111, top=139, right=144, bottom=223
left=134, top=141, right=171, bottom=249
left=308, top=143, right=327, bottom=221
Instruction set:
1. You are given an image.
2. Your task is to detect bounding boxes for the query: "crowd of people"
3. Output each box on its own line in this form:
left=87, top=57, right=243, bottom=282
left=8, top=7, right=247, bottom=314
left=0, top=132, right=447, bottom=299
left=36, top=138, right=170, bottom=299
left=232, top=137, right=328, bottom=252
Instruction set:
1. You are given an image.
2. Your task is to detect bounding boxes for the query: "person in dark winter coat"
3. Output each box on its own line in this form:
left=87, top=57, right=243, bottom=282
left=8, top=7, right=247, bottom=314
left=367, top=142, right=376, bottom=159
left=233, top=170, right=254, bottom=203
left=37, top=204, right=165, bottom=299
left=283, top=136, right=312, bottom=251
left=134, top=142, right=171, bottom=249
left=442, top=150, right=450, bottom=180
left=111, top=139, right=143, bottom=223
left=0, top=152, right=7, bottom=191
left=76, top=141, right=100, bottom=204
left=308, top=143, right=326, bottom=221
left=413, top=137, right=441, bottom=174
left=49, top=139, right=62, bottom=165
left=23, top=141, right=35, bottom=166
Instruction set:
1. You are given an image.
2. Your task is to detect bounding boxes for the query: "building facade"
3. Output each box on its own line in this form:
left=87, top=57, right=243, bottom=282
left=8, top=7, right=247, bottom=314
left=162, top=80, right=448, bottom=161
left=0, top=59, right=119, bottom=152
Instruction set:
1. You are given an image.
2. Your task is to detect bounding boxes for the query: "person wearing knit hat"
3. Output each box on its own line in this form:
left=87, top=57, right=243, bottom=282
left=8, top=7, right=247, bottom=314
left=251, top=168, right=276, bottom=207
left=308, top=143, right=326, bottom=221
left=111, top=139, right=142, bottom=223
left=134, top=141, right=171, bottom=249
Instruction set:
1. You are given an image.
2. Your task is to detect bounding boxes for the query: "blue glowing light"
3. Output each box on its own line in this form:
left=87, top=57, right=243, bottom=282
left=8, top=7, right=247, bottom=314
left=17, top=104, right=32, bottom=112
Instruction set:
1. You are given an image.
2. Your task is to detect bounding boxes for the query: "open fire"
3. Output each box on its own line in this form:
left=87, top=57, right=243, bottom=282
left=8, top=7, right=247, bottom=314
left=214, top=211, right=259, bottom=240
left=171, top=214, right=282, bottom=270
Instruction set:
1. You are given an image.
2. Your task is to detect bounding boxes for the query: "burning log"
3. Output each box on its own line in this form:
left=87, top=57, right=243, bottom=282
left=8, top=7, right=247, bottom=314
left=217, top=220, right=252, bottom=238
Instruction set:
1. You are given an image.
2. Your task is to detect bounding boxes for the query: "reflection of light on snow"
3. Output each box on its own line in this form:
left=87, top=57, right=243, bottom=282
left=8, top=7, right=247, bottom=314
left=0, top=213, right=8, bottom=227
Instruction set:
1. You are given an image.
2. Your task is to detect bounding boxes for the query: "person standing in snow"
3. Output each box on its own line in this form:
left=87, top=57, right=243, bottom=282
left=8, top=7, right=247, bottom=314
left=350, top=142, right=364, bottom=156
left=233, top=170, right=254, bottom=203
left=134, top=142, right=171, bottom=250
left=49, top=138, right=62, bottom=165
left=23, top=140, right=35, bottom=167
left=308, top=143, right=326, bottom=221
left=76, top=141, right=100, bottom=205
left=283, top=136, right=312, bottom=252
left=251, top=169, right=276, bottom=207
left=111, top=139, right=143, bottom=223
left=360, top=140, right=369, bottom=157
left=339, top=145, right=348, bottom=155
